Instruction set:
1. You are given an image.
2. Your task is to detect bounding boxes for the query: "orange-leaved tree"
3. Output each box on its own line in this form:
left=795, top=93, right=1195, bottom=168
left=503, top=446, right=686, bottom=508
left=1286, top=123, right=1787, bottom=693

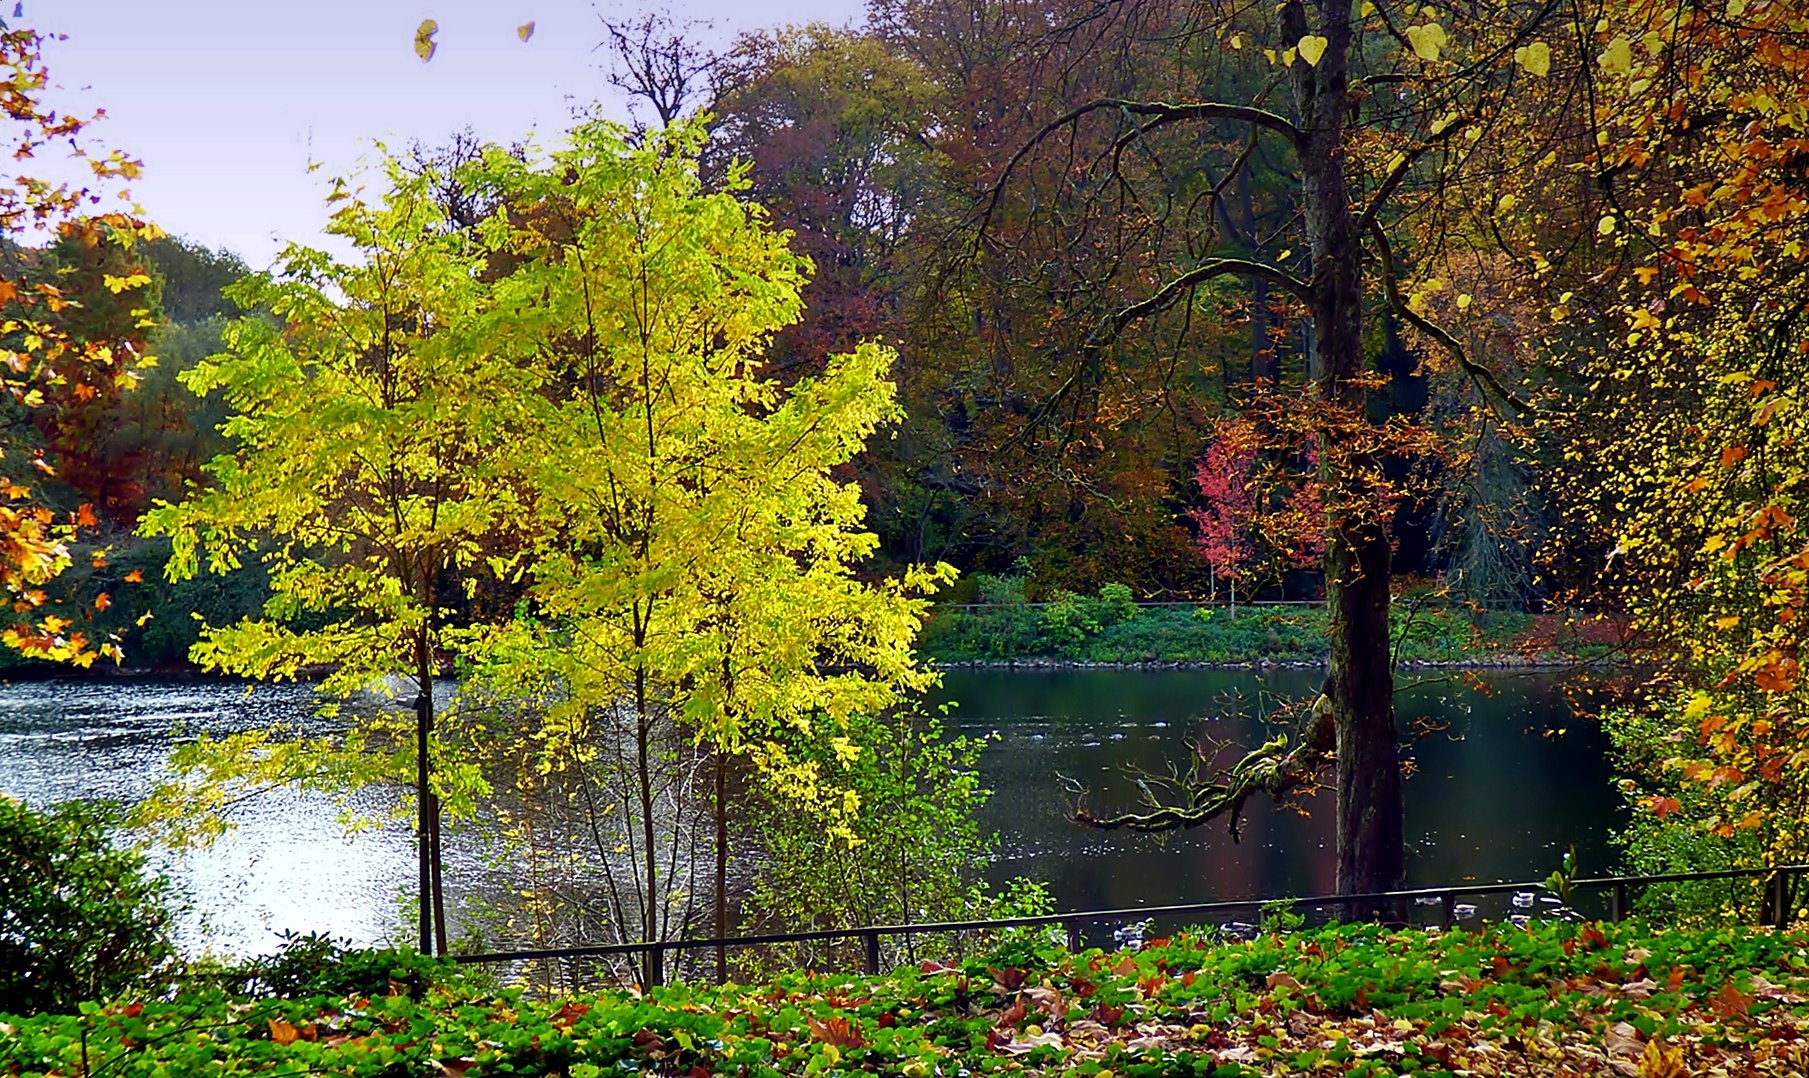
left=0, top=20, right=158, bottom=664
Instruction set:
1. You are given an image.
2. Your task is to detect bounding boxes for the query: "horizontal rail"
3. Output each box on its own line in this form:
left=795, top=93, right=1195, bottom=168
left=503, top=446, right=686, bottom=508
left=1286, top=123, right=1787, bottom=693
left=453, top=863, right=1807, bottom=970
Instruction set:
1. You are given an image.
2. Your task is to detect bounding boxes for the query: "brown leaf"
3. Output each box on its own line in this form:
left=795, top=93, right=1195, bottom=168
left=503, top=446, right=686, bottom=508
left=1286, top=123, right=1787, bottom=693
left=1709, top=979, right=1753, bottom=1018
left=1266, top=971, right=1301, bottom=990
left=1604, top=1020, right=1643, bottom=1059
left=995, top=1000, right=1027, bottom=1029
left=806, top=1015, right=864, bottom=1048
left=267, top=1018, right=299, bottom=1046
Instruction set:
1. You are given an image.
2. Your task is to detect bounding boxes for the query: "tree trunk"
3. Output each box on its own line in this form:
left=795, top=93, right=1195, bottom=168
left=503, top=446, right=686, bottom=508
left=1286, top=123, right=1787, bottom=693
left=413, top=686, right=435, bottom=955
left=1287, top=0, right=1405, bottom=898
left=414, top=632, right=447, bottom=955
left=714, top=751, right=729, bottom=983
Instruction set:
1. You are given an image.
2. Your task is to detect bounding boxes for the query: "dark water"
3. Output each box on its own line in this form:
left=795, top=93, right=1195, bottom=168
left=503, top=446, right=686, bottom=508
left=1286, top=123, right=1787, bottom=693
left=0, top=670, right=1617, bottom=954
left=936, top=668, right=1620, bottom=911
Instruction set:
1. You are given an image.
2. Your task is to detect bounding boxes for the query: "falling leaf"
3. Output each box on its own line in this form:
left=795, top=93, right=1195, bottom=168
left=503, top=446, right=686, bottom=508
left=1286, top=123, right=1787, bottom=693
left=414, top=19, right=439, bottom=63
left=124, top=569, right=143, bottom=583
left=1514, top=41, right=1551, bottom=76
left=1297, top=35, right=1328, bottom=66
left=517, top=21, right=535, bottom=42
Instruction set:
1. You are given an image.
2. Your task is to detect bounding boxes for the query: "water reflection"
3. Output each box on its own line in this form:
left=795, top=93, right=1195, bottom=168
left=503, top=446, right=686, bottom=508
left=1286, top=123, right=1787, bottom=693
left=0, top=669, right=1619, bottom=955
left=935, top=668, right=1621, bottom=910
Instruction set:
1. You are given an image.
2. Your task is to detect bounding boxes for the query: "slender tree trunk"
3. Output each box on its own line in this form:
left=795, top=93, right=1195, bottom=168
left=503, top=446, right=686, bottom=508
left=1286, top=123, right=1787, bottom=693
left=1287, top=0, right=1405, bottom=898
left=414, top=631, right=447, bottom=955
left=413, top=686, right=434, bottom=955
left=714, top=751, right=728, bottom=983
left=634, top=660, right=660, bottom=985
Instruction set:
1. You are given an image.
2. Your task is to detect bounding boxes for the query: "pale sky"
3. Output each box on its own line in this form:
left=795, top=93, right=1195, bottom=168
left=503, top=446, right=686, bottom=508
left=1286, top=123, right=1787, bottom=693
left=27, top=0, right=867, bottom=265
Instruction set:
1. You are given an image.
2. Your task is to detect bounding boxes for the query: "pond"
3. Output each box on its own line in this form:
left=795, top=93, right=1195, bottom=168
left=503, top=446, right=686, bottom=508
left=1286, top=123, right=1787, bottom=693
left=0, top=668, right=1619, bottom=955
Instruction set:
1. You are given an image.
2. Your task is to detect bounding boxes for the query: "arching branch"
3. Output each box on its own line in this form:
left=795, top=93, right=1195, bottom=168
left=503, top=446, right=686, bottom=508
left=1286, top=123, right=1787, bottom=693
left=1368, top=222, right=1533, bottom=413
left=982, top=98, right=1302, bottom=233
left=1073, top=694, right=1336, bottom=840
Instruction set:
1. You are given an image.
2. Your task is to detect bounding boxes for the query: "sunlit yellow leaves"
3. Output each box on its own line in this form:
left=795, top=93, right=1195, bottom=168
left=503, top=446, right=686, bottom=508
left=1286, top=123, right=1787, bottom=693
left=1599, top=215, right=1618, bottom=235
left=414, top=19, right=439, bottom=63
left=100, top=271, right=150, bottom=294
left=1297, top=35, right=1328, bottom=67
left=1599, top=35, right=1633, bottom=77
left=1513, top=41, right=1551, bottom=77
left=1405, top=22, right=1447, bottom=62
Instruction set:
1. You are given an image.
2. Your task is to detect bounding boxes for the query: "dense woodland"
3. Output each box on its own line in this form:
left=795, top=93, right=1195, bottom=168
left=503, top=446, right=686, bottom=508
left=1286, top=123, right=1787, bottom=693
left=0, top=0, right=1807, bottom=1018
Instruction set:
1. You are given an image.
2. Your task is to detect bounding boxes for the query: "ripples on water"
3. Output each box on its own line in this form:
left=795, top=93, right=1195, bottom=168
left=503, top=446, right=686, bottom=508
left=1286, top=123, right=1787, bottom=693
left=0, top=669, right=1620, bottom=956
left=0, top=679, right=424, bottom=956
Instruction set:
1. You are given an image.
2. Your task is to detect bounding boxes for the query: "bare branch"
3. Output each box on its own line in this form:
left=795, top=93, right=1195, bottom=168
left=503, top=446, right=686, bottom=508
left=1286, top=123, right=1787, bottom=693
left=1368, top=222, right=1533, bottom=413
left=982, top=97, right=1301, bottom=234
left=1073, top=697, right=1335, bottom=840
left=1095, top=257, right=1312, bottom=347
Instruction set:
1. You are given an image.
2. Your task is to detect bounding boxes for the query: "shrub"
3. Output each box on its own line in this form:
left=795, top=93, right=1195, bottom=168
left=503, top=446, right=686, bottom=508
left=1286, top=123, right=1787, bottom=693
left=225, top=931, right=452, bottom=1000
left=0, top=797, right=178, bottom=1016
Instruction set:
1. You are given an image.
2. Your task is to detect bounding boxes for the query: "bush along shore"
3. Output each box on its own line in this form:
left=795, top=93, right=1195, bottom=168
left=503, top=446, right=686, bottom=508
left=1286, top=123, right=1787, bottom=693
left=919, top=585, right=1594, bottom=669
left=5, top=919, right=1809, bottom=1076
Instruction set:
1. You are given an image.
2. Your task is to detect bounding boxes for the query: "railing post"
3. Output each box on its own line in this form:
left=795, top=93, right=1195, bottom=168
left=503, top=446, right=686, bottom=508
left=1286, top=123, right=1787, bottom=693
left=1067, top=923, right=1082, bottom=952
left=1440, top=891, right=1455, bottom=930
left=1772, top=870, right=1790, bottom=931
left=646, top=944, right=664, bottom=988
left=863, top=930, right=881, bottom=975
left=1610, top=882, right=1628, bottom=922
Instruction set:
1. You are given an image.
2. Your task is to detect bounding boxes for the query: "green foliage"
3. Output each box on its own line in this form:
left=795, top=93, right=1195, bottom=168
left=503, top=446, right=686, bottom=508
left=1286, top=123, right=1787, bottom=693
left=738, top=708, right=995, bottom=974
left=1603, top=703, right=1771, bottom=925
left=139, top=237, right=250, bottom=325
left=6, top=922, right=1809, bottom=1074
left=0, top=797, right=178, bottom=1017
left=921, top=585, right=1539, bottom=666
left=220, top=932, right=453, bottom=1001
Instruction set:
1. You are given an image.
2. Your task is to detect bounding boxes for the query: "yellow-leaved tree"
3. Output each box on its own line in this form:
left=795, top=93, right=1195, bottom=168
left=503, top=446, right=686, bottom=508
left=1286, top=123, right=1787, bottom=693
left=138, top=157, right=532, bottom=955
left=462, top=119, right=952, bottom=984
left=141, top=120, right=953, bottom=971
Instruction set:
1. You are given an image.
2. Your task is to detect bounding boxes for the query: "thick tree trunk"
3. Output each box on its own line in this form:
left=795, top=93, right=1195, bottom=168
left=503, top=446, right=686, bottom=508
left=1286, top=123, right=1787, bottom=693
left=1288, top=0, right=1405, bottom=898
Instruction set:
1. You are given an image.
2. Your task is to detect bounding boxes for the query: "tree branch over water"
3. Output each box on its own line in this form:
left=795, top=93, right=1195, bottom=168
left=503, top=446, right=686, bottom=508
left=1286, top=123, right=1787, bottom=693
left=1071, top=693, right=1336, bottom=841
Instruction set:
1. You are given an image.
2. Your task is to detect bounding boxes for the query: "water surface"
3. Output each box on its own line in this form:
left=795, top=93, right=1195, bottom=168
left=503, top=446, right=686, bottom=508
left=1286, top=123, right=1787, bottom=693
left=0, top=668, right=1615, bottom=953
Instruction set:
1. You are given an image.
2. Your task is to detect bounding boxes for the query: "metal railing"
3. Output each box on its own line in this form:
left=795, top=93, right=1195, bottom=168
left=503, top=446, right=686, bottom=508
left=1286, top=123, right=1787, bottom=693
left=452, top=863, right=1807, bottom=986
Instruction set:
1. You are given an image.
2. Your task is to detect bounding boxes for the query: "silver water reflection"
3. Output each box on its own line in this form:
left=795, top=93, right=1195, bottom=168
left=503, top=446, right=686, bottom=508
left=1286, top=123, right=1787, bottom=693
left=0, top=670, right=1618, bottom=956
left=0, top=679, right=423, bottom=955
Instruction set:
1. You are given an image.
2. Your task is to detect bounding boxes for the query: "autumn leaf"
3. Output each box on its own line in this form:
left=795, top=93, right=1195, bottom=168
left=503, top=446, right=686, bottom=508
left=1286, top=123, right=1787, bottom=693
left=268, top=1018, right=299, bottom=1045
left=1405, top=22, right=1447, bottom=61
left=1296, top=35, right=1328, bottom=66
left=1513, top=40, right=1551, bottom=76
left=1599, top=35, right=1633, bottom=76
left=414, top=19, right=439, bottom=62
left=93, top=592, right=109, bottom=611
left=124, top=568, right=143, bottom=583
left=1709, top=980, right=1754, bottom=1019
left=517, top=21, right=535, bottom=42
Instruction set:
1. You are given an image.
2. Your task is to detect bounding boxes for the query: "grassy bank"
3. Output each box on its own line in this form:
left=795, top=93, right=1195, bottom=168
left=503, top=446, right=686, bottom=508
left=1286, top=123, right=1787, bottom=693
left=920, top=588, right=1550, bottom=667
left=5, top=920, right=1807, bottom=1076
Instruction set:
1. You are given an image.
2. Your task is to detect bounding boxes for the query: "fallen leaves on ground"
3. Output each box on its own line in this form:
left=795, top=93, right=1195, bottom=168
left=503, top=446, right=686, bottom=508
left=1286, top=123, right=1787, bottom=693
left=8, top=920, right=1809, bottom=1076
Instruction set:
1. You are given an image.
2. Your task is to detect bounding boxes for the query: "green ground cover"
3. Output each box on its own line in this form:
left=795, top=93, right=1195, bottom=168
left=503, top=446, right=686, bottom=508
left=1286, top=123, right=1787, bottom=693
left=920, top=587, right=1550, bottom=667
left=6, top=920, right=1806, bottom=1077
